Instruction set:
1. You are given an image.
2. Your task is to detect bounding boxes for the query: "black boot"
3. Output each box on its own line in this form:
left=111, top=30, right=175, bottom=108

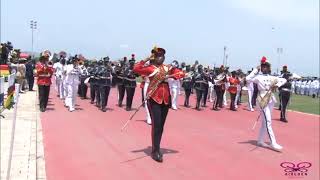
left=151, top=151, right=163, bottom=163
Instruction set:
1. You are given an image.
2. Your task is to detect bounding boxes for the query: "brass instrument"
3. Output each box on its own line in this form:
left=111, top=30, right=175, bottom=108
left=257, top=78, right=278, bottom=109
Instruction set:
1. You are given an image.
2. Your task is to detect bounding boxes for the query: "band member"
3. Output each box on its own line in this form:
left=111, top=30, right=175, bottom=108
left=79, top=61, right=89, bottom=99
left=202, top=67, right=211, bottom=107
left=133, top=47, right=184, bottom=162
left=193, top=65, right=207, bottom=110
left=212, top=65, right=227, bottom=111
left=246, top=70, right=255, bottom=111
left=182, top=65, right=193, bottom=107
left=97, top=58, right=112, bottom=112
left=279, top=65, right=292, bottom=123
left=141, top=75, right=152, bottom=124
left=25, top=57, right=35, bottom=91
left=168, top=60, right=180, bottom=110
left=228, top=71, right=240, bottom=111
left=36, top=50, right=53, bottom=112
left=64, top=57, right=80, bottom=112
left=246, top=56, right=286, bottom=151
left=53, top=56, right=66, bottom=99
left=115, top=57, right=127, bottom=107
left=87, top=61, right=98, bottom=104
left=124, top=57, right=137, bottom=111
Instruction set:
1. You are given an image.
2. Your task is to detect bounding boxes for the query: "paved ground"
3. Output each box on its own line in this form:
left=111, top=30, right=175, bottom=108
left=1, top=85, right=46, bottom=180
left=41, top=86, right=319, bottom=180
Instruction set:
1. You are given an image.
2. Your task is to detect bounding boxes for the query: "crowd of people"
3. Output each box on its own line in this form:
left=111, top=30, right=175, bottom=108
left=1, top=43, right=319, bottom=162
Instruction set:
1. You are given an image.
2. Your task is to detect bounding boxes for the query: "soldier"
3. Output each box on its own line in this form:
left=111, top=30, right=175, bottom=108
left=168, top=60, right=180, bottom=110
left=182, top=65, right=193, bottom=107
left=279, top=65, right=292, bottom=123
left=193, top=65, right=207, bottom=110
left=133, top=47, right=184, bottom=163
left=97, top=58, right=112, bottom=112
left=25, top=57, right=35, bottom=91
left=115, top=57, right=127, bottom=107
left=124, top=56, right=137, bottom=111
left=79, top=60, right=89, bottom=99
left=212, top=65, right=227, bottom=111
left=64, top=57, right=80, bottom=112
left=53, top=56, right=66, bottom=99
left=246, top=56, right=286, bottom=151
left=227, top=71, right=240, bottom=111
left=87, top=61, right=98, bottom=104
left=36, top=50, right=54, bottom=112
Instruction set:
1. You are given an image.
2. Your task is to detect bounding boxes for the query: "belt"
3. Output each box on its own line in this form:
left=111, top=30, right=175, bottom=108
left=281, top=88, right=291, bottom=92
left=195, top=80, right=208, bottom=84
left=100, top=77, right=112, bottom=79
left=124, top=77, right=136, bottom=81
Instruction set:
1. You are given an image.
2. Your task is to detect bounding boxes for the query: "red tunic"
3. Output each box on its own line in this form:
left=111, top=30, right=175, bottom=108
left=133, top=61, right=184, bottom=105
left=228, top=77, right=240, bottom=94
left=36, top=62, right=54, bottom=86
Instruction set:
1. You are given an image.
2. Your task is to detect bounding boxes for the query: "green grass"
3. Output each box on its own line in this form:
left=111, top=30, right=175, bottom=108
left=284, top=94, right=320, bottom=115
left=239, top=92, right=320, bottom=115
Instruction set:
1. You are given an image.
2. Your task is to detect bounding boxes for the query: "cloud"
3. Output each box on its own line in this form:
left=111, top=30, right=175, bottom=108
left=228, top=0, right=319, bottom=24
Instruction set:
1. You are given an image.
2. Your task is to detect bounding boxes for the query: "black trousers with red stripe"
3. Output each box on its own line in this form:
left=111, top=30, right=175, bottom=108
left=147, top=99, right=170, bottom=153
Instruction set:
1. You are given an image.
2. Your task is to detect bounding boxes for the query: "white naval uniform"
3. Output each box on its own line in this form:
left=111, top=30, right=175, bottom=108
left=223, top=81, right=229, bottom=106
left=53, top=62, right=60, bottom=93
left=54, top=63, right=65, bottom=99
left=208, top=81, right=215, bottom=102
left=64, top=64, right=80, bottom=111
left=143, top=77, right=152, bottom=124
left=246, top=68, right=286, bottom=148
left=168, top=78, right=180, bottom=110
left=246, top=81, right=254, bottom=111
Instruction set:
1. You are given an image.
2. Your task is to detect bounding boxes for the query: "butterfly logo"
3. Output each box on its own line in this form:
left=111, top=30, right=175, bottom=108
left=280, top=162, right=312, bottom=173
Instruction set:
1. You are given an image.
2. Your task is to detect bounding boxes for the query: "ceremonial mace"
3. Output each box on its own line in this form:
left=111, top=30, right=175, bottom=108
left=121, top=55, right=170, bottom=131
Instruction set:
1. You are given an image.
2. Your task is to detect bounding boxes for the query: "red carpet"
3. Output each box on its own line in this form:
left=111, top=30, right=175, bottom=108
left=41, top=86, right=319, bottom=180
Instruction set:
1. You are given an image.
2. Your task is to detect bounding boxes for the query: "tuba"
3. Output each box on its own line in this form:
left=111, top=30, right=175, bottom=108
left=215, top=72, right=226, bottom=84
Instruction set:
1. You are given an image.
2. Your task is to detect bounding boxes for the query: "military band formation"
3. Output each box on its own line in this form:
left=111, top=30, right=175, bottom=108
left=1, top=43, right=319, bottom=163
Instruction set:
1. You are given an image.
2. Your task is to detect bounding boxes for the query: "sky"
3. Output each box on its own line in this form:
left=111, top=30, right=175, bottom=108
left=1, top=0, right=319, bottom=76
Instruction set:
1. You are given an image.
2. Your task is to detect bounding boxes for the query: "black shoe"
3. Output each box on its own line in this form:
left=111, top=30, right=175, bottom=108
left=40, top=107, right=45, bottom=112
left=280, top=118, right=288, bottom=123
left=90, top=101, right=94, bottom=104
left=230, top=108, right=237, bottom=111
left=118, top=103, right=122, bottom=107
left=212, top=107, right=220, bottom=111
left=126, top=107, right=131, bottom=111
left=151, top=151, right=163, bottom=163
left=101, top=108, right=107, bottom=112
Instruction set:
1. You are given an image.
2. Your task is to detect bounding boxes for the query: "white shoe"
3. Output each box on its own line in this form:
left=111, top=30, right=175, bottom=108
left=235, top=105, right=238, bottom=109
left=257, top=141, right=269, bottom=147
left=69, top=108, right=75, bottom=112
left=270, top=143, right=283, bottom=151
left=147, top=118, right=152, bottom=125
left=172, top=106, right=178, bottom=110
left=250, top=108, right=254, bottom=112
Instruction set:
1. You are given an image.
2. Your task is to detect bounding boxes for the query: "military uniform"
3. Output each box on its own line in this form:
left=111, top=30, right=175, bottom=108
left=124, top=59, right=137, bottom=111
left=227, top=72, right=240, bottom=111
left=133, top=47, right=184, bottom=163
left=79, top=63, right=89, bottom=99
left=115, top=59, right=126, bottom=107
left=279, top=66, right=292, bottom=122
left=87, top=63, right=98, bottom=104
left=182, top=65, right=193, bottom=107
left=193, top=65, right=208, bottom=110
left=246, top=56, right=286, bottom=151
left=96, top=60, right=112, bottom=112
